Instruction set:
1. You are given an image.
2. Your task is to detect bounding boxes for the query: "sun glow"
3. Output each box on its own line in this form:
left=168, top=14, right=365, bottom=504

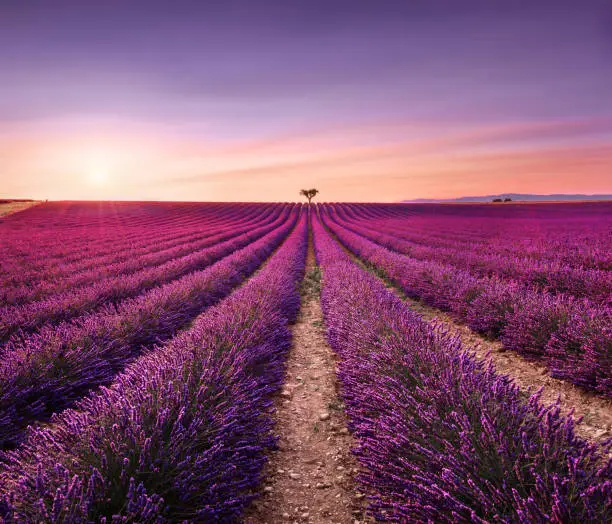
left=84, top=150, right=115, bottom=187
left=87, top=167, right=110, bottom=186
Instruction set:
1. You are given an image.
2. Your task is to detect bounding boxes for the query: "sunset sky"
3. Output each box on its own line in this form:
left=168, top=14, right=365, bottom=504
left=1, top=0, right=611, bottom=202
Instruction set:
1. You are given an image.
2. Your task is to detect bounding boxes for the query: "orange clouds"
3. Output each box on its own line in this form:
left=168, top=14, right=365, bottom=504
left=1, top=116, right=611, bottom=201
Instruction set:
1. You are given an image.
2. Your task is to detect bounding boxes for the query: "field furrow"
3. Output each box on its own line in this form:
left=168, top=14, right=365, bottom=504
left=0, top=207, right=308, bottom=522
left=1, top=209, right=275, bottom=305
left=312, top=210, right=611, bottom=523
left=331, top=205, right=611, bottom=301
left=0, top=208, right=297, bottom=449
left=325, top=212, right=612, bottom=444
left=320, top=206, right=611, bottom=396
left=0, top=206, right=292, bottom=342
left=0, top=200, right=609, bottom=521
left=1, top=204, right=267, bottom=281
left=246, top=212, right=362, bottom=523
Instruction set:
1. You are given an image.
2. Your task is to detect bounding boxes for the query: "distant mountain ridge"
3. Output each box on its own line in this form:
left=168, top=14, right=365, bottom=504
left=404, top=193, right=612, bottom=203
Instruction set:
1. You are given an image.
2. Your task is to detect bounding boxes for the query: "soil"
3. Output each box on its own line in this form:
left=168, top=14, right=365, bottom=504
left=331, top=233, right=612, bottom=446
left=0, top=201, right=39, bottom=218
left=245, top=237, right=366, bottom=523
left=402, top=295, right=612, bottom=445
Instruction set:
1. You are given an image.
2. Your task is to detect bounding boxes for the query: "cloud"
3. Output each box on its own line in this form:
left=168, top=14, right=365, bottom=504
left=163, top=115, right=612, bottom=184
left=2, top=114, right=611, bottom=201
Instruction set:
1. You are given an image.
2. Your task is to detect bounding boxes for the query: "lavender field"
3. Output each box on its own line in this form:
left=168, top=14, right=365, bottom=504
left=0, top=201, right=610, bottom=522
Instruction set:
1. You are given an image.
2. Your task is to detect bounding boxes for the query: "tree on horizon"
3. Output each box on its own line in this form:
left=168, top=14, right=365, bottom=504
left=300, top=188, right=319, bottom=204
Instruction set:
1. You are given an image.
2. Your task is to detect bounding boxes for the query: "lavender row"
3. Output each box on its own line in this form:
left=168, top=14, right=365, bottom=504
left=0, top=204, right=265, bottom=287
left=0, top=208, right=298, bottom=450
left=0, top=203, right=274, bottom=289
left=339, top=202, right=612, bottom=271
left=0, top=205, right=292, bottom=343
left=0, top=202, right=268, bottom=282
left=312, top=213, right=611, bottom=523
left=321, top=209, right=611, bottom=397
left=0, top=210, right=308, bottom=522
left=331, top=205, right=611, bottom=302
left=340, top=203, right=612, bottom=296
left=0, top=205, right=278, bottom=307
left=0, top=201, right=239, bottom=264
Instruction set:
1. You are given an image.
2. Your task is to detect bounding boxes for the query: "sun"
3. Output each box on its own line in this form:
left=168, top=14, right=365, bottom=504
left=88, top=168, right=109, bottom=186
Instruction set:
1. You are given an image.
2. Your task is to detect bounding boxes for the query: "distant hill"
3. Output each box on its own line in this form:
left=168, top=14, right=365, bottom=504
left=404, top=194, right=612, bottom=203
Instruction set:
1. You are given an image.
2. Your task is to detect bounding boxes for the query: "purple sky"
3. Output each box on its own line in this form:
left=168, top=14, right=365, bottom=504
left=1, top=0, right=611, bottom=201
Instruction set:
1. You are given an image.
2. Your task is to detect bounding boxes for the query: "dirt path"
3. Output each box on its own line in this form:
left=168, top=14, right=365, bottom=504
left=402, top=295, right=612, bottom=444
left=0, top=201, right=39, bottom=218
left=245, top=235, right=365, bottom=524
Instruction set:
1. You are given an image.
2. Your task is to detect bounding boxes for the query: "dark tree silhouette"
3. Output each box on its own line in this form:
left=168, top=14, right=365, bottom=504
left=300, top=188, right=319, bottom=204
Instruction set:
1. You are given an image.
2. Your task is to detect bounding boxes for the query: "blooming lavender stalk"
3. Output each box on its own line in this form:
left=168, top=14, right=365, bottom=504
left=312, top=211, right=611, bottom=523
left=0, top=205, right=291, bottom=341
left=0, top=203, right=276, bottom=306
left=331, top=203, right=611, bottom=301
left=320, top=206, right=611, bottom=397
left=0, top=208, right=298, bottom=450
left=0, top=202, right=272, bottom=283
left=0, top=210, right=308, bottom=522
left=334, top=202, right=611, bottom=271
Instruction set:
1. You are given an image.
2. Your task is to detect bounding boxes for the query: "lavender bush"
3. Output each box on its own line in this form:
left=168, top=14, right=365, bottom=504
left=0, top=205, right=291, bottom=341
left=0, top=210, right=308, bottom=522
left=312, top=212, right=611, bottom=522
left=0, top=204, right=276, bottom=306
left=320, top=206, right=611, bottom=396
left=0, top=209, right=298, bottom=449
left=0, top=202, right=274, bottom=285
